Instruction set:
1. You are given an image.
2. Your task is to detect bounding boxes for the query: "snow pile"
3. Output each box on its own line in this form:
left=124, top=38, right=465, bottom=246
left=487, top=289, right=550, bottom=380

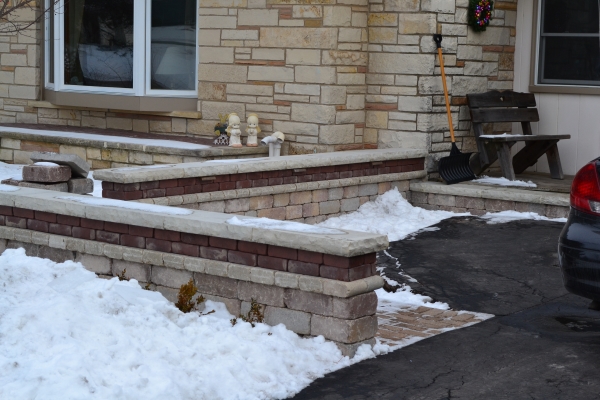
left=319, top=188, right=467, bottom=241
left=481, top=210, right=567, bottom=224
left=33, top=161, right=60, bottom=167
left=473, top=175, right=537, bottom=188
left=0, top=249, right=385, bottom=400
left=62, top=196, right=193, bottom=215
left=227, top=216, right=346, bottom=235
left=0, top=162, right=23, bottom=181
left=376, top=286, right=449, bottom=311
left=0, top=184, right=19, bottom=192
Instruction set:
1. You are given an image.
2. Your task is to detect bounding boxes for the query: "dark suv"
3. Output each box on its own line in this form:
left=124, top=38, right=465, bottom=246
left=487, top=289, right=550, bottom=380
left=559, top=158, right=600, bottom=309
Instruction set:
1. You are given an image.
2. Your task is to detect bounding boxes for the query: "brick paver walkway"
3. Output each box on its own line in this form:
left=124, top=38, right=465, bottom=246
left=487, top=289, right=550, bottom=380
left=376, top=302, right=492, bottom=349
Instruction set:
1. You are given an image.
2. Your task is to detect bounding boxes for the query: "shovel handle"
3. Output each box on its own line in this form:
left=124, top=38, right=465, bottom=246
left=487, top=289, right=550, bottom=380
left=434, top=34, right=456, bottom=144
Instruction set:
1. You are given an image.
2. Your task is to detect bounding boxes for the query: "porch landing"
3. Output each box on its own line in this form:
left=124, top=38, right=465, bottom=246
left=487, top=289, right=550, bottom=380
left=409, top=174, right=570, bottom=219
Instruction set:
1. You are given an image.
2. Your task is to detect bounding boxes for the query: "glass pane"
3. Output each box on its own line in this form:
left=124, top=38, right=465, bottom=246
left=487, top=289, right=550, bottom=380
left=543, top=0, right=599, bottom=34
left=150, top=0, right=196, bottom=91
left=64, top=0, right=134, bottom=88
left=541, top=37, right=600, bottom=84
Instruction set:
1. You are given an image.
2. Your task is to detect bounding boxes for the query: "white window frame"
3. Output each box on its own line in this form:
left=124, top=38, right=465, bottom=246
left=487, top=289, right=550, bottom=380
left=44, top=0, right=198, bottom=98
left=534, top=0, right=600, bottom=88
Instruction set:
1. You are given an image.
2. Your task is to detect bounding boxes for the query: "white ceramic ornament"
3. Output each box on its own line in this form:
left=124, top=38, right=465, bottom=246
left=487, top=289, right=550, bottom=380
left=226, top=113, right=242, bottom=148
left=245, top=114, right=261, bottom=147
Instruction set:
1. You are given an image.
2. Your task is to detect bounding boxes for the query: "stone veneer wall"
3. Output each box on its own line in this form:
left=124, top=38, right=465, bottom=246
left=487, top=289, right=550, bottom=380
left=0, top=0, right=517, bottom=169
left=365, top=0, right=517, bottom=176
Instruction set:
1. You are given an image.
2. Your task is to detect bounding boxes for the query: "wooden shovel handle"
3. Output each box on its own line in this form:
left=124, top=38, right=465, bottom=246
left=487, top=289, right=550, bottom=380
left=436, top=43, right=456, bottom=143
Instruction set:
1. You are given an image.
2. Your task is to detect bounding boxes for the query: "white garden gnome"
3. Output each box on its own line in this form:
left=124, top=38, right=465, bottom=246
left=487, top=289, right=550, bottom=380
left=226, top=113, right=243, bottom=148
left=245, top=113, right=261, bottom=147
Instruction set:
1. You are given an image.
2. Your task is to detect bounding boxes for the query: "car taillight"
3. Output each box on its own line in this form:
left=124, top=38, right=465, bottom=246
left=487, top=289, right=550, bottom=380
left=571, top=161, right=600, bottom=215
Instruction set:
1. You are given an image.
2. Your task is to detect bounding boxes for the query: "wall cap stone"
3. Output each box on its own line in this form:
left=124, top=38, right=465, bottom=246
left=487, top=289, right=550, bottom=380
left=94, top=148, right=428, bottom=183
left=0, top=126, right=268, bottom=158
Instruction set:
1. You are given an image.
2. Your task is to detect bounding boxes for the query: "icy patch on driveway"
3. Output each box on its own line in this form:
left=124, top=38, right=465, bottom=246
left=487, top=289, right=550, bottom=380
left=319, top=188, right=468, bottom=241
left=0, top=249, right=387, bottom=400
left=481, top=210, right=567, bottom=224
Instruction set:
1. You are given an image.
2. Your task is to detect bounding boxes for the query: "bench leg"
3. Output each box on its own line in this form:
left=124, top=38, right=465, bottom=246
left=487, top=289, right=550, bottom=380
left=512, top=140, right=558, bottom=175
left=546, top=143, right=564, bottom=180
left=497, top=142, right=516, bottom=181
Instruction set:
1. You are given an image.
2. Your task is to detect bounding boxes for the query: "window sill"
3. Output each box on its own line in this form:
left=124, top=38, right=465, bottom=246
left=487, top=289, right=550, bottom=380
left=43, top=88, right=198, bottom=113
left=529, top=84, right=600, bottom=96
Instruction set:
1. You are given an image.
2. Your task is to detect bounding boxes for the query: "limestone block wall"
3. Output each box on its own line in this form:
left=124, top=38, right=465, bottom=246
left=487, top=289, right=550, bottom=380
left=196, top=0, right=371, bottom=154
left=365, top=0, right=517, bottom=177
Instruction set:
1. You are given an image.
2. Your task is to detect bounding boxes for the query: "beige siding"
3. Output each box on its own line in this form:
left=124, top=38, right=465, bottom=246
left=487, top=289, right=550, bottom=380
left=514, top=0, right=600, bottom=176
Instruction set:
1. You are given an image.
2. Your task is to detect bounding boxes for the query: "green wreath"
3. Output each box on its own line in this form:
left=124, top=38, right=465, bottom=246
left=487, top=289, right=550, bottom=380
left=468, top=0, right=494, bottom=32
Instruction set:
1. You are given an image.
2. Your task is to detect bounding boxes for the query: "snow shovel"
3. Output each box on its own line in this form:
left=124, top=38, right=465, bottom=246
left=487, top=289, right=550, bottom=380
left=434, top=34, right=476, bottom=185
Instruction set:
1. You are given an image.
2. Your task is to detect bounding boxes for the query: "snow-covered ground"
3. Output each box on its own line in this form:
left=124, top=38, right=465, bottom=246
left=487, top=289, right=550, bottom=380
left=319, top=189, right=468, bottom=241
left=0, top=249, right=387, bottom=400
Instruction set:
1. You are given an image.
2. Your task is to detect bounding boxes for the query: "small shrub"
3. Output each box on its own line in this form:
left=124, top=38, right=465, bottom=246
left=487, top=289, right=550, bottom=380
left=116, top=269, right=129, bottom=281
left=175, top=278, right=205, bottom=313
left=240, top=298, right=265, bottom=327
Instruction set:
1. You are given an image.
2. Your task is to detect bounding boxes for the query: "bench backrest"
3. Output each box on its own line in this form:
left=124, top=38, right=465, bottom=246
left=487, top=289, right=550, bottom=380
left=467, top=90, right=539, bottom=125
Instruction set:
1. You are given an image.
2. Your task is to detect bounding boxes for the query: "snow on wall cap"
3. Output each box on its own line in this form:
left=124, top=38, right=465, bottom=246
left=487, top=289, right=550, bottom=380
left=1, top=186, right=388, bottom=257
left=93, top=148, right=428, bottom=184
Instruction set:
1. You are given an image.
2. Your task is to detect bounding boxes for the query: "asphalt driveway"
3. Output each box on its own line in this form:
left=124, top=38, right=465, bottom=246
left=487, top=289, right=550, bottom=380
left=294, top=217, right=600, bottom=399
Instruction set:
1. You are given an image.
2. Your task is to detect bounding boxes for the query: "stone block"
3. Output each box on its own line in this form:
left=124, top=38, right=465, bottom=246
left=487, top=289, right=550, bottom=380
left=295, top=66, right=336, bottom=84
left=455, top=196, right=485, bottom=210
left=195, top=273, right=239, bottom=298
left=152, top=266, right=192, bottom=289
left=398, top=13, right=436, bottom=34
left=358, top=183, right=378, bottom=196
left=38, top=246, right=75, bottom=263
left=369, top=53, right=434, bottom=75
left=292, top=104, right=336, bottom=124
left=30, top=151, right=90, bottom=178
left=17, top=181, right=69, bottom=192
left=75, top=253, right=112, bottom=275
left=286, top=49, right=321, bottom=65
left=248, top=66, right=294, bottom=82
left=238, top=9, right=279, bottom=26
left=428, top=193, right=455, bottom=207
left=238, top=281, right=285, bottom=307
left=341, top=197, right=360, bottom=212
left=67, top=178, right=93, bottom=194
left=484, top=199, right=515, bottom=212
left=332, top=292, right=377, bottom=319
left=203, top=294, right=241, bottom=316
left=284, top=289, right=332, bottom=316
left=319, top=125, right=354, bottom=144
left=310, top=314, right=377, bottom=343
left=320, top=200, right=341, bottom=215
left=260, top=28, right=337, bottom=49
left=112, top=259, right=151, bottom=282
left=324, top=6, right=351, bottom=26
left=321, top=86, right=347, bottom=105
left=265, top=306, right=311, bottom=335
left=22, top=164, right=71, bottom=183
left=290, top=191, right=312, bottom=205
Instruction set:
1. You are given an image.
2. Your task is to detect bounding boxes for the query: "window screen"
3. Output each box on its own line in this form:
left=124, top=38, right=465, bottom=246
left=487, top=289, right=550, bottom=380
left=538, top=0, right=600, bottom=86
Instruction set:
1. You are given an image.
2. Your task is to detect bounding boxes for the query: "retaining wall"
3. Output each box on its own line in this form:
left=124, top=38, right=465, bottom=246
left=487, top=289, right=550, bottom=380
left=0, top=127, right=267, bottom=168
left=95, top=148, right=427, bottom=222
left=0, top=185, right=387, bottom=355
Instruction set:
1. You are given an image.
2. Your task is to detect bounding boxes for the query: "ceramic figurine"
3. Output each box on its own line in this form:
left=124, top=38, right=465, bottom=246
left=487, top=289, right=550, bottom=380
left=226, top=113, right=242, bottom=148
left=213, top=113, right=229, bottom=146
left=245, top=114, right=261, bottom=147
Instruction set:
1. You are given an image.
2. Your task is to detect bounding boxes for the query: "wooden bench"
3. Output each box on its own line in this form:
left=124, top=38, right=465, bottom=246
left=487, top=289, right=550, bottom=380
left=466, top=90, right=571, bottom=180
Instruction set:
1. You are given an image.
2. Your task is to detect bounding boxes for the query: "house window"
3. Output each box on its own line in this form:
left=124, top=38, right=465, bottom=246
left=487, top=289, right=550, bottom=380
left=45, top=0, right=197, bottom=96
left=537, top=0, right=600, bottom=86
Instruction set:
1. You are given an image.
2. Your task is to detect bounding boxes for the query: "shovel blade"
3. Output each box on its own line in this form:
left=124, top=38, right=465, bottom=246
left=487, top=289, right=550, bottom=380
left=439, top=144, right=476, bottom=185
